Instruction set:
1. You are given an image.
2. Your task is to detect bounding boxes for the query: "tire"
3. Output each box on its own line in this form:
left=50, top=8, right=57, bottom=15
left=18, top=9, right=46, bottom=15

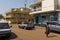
left=6, top=33, right=11, bottom=38
left=32, top=26, right=35, bottom=28
left=25, top=27, right=32, bottom=30
left=24, top=27, right=27, bottom=30
left=22, top=26, right=25, bottom=29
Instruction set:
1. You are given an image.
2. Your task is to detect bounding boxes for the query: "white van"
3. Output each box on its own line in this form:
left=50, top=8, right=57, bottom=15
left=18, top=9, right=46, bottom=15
left=47, top=21, right=60, bottom=32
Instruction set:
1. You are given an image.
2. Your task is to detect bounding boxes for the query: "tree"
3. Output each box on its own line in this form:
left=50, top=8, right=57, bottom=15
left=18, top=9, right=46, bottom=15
left=0, top=14, right=4, bottom=19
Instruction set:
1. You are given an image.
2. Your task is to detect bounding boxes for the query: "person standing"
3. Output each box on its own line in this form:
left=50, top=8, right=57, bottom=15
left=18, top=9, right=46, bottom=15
left=45, top=23, right=50, bottom=37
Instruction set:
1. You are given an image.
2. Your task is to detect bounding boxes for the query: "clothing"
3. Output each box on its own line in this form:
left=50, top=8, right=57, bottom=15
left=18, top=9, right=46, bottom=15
left=45, top=26, right=50, bottom=37
left=45, top=27, right=50, bottom=34
left=28, top=21, right=33, bottom=25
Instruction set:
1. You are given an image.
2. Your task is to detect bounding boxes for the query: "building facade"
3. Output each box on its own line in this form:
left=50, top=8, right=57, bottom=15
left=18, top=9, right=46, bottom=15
left=30, top=0, right=60, bottom=25
left=5, top=8, right=33, bottom=23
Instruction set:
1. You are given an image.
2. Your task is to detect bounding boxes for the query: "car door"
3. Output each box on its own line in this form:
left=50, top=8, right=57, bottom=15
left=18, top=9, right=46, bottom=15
left=55, top=23, right=60, bottom=32
left=48, top=22, right=56, bottom=31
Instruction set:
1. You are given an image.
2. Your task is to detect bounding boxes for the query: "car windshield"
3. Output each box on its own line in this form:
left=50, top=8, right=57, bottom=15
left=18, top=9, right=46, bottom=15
left=0, top=23, right=10, bottom=29
left=21, top=22, right=24, bottom=24
left=47, top=22, right=57, bottom=25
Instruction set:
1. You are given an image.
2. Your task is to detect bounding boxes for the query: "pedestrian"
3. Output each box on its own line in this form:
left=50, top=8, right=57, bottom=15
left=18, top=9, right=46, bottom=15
left=45, top=23, right=50, bottom=37
left=28, top=20, right=31, bottom=24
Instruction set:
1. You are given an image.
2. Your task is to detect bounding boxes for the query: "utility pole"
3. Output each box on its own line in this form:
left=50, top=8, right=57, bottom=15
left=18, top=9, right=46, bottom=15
left=24, top=0, right=27, bottom=8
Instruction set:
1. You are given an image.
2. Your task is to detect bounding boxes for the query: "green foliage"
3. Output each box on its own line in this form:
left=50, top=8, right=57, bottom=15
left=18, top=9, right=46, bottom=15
left=0, top=14, right=4, bottom=19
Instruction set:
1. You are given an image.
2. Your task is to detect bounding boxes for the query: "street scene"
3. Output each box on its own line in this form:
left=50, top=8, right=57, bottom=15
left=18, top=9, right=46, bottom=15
left=0, top=24, right=60, bottom=40
left=0, top=0, right=60, bottom=40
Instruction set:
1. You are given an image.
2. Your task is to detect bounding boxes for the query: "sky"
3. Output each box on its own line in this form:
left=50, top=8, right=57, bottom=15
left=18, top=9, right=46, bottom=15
left=0, top=0, right=34, bottom=15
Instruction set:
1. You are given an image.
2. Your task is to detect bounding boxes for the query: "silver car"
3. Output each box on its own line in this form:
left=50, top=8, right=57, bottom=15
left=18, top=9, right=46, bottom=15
left=24, top=22, right=35, bottom=30
left=0, top=22, right=11, bottom=37
left=18, top=22, right=35, bottom=29
left=47, top=21, right=60, bottom=32
left=18, top=22, right=28, bottom=29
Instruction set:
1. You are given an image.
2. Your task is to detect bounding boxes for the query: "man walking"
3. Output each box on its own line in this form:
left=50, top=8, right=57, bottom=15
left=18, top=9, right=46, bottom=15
left=45, top=23, right=50, bottom=37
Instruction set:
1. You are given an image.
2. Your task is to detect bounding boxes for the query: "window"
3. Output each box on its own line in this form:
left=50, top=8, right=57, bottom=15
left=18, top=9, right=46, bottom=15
left=33, top=7, right=36, bottom=11
left=34, top=7, right=36, bottom=9
left=47, top=22, right=57, bottom=25
left=57, top=23, right=60, bottom=26
left=0, top=23, right=9, bottom=29
left=50, top=15, right=54, bottom=21
left=42, top=16, right=47, bottom=22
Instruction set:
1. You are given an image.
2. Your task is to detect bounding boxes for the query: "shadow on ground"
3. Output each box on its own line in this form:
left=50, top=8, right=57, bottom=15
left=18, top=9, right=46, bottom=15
left=47, top=31, right=60, bottom=38
left=51, top=31, right=60, bottom=34
left=0, top=32, right=17, bottom=40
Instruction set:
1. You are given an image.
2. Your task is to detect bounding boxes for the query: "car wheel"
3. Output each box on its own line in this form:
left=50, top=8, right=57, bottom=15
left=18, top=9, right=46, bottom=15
left=24, top=27, right=26, bottom=29
left=32, top=26, right=35, bottom=28
left=25, top=27, right=31, bottom=30
left=6, top=33, right=11, bottom=38
left=22, top=26, right=25, bottom=29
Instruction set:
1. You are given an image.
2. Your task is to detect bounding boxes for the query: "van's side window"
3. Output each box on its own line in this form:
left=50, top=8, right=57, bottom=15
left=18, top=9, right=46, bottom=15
left=56, top=23, right=60, bottom=26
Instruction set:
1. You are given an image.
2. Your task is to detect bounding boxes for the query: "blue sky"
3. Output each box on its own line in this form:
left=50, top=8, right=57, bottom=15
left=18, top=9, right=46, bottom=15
left=0, top=0, right=34, bottom=15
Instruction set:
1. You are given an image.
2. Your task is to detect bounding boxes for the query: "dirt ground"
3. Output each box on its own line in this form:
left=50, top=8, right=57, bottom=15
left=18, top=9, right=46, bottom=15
left=1, top=24, right=60, bottom=40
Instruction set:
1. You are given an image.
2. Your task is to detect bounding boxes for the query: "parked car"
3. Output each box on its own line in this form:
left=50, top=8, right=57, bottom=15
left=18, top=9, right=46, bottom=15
left=18, top=22, right=28, bottom=29
left=0, top=22, right=12, bottom=37
left=47, top=21, right=60, bottom=32
left=18, top=22, right=35, bottom=29
left=24, top=21, right=35, bottom=30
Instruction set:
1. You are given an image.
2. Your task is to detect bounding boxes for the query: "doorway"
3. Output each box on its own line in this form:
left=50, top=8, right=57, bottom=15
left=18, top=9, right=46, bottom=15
left=35, top=16, right=39, bottom=24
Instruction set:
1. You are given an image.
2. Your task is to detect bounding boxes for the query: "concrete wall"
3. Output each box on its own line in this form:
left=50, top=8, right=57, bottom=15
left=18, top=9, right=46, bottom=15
left=42, top=0, right=55, bottom=11
left=54, top=0, right=59, bottom=10
left=42, top=0, right=59, bottom=11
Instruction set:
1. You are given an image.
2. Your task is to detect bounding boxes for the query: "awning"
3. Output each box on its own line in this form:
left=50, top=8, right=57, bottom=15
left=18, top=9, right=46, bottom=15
left=29, top=10, right=55, bottom=14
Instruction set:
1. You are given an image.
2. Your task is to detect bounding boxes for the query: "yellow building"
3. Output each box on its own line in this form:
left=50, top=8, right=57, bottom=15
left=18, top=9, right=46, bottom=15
left=5, top=8, right=33, bottom=23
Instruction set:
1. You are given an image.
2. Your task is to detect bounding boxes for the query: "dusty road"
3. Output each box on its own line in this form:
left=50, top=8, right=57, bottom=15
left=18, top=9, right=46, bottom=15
left=1, top=24, right=60, bottom=40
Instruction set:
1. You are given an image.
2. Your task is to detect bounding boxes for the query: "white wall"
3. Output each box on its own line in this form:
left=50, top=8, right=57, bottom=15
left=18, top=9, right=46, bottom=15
left=42, top=0, right=55, bottom=11
left=42, top=0, right=60, bottom=11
